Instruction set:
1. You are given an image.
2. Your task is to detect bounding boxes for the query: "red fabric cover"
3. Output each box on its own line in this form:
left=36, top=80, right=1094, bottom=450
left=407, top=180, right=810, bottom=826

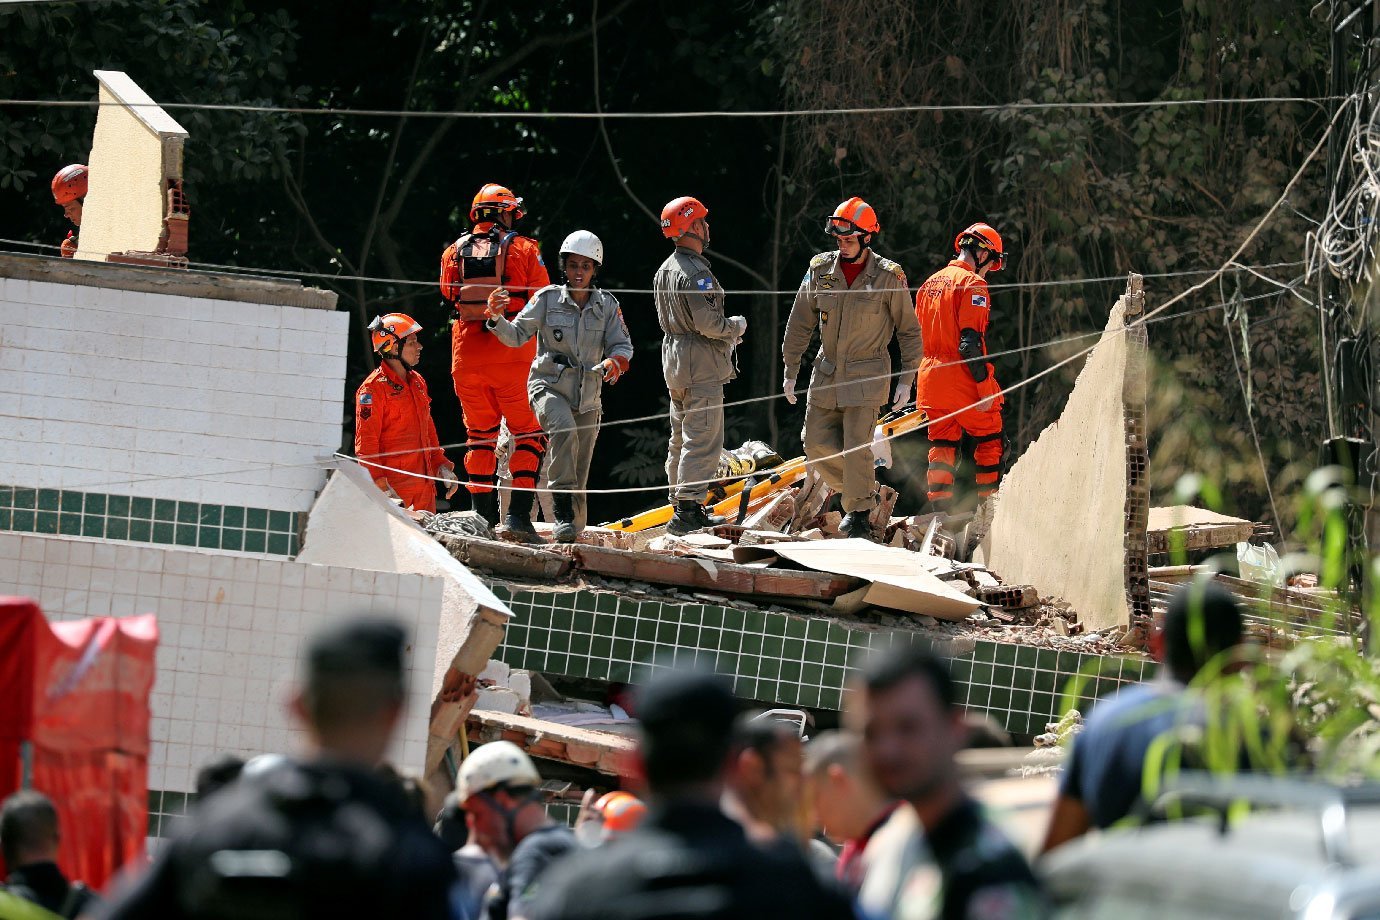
left=0, top=598, right=158, bottom=890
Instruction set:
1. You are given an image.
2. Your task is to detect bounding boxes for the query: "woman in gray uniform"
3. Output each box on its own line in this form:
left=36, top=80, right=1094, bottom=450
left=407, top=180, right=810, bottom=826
left=486, top=230, right=634, bottom=542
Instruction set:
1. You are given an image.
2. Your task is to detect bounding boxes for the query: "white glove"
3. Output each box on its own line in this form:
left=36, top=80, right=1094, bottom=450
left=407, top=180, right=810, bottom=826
left=783, top=375, right=797, bottom=405
left=728, top=315, right=747, bottom=337
left=438, top=465, right=460, bottom=499
left=891, top=377, right=915, bottom=412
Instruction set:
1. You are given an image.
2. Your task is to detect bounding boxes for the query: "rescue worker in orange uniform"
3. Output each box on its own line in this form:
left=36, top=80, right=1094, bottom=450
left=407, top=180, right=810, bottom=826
left=51, top=164, right=88, bottom=258
left=354, top=313, right=460, bottom=515
left=440, top=183, right=551, bottom=540
left=914, top=222, right=1007, bottom=510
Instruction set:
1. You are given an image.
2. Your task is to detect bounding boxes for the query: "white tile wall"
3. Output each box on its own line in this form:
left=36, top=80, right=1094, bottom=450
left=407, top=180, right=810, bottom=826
left=0, top=531, right=442, bottom=791
left=0, top=277, right=349, bottom=512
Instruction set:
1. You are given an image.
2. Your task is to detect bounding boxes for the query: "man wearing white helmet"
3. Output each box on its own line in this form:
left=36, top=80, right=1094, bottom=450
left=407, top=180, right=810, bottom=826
left=457, top=740, right=573, bottom=920
left=487, top=230, right=634, bottom=542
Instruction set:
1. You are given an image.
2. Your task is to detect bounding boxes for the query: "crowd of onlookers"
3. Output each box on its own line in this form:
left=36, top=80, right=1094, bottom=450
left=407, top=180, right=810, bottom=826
left=0, top=579, right=1250, bottom=919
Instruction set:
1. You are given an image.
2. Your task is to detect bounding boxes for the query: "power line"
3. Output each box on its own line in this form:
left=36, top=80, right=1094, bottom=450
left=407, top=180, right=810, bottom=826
left=0, top=238, right=1305, bottom=296
left=0, top=94, right=1346, bottom=121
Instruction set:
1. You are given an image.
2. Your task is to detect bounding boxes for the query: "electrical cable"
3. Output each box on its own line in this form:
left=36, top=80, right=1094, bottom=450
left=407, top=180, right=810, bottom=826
left=0, top=95, right=1347, bottom=121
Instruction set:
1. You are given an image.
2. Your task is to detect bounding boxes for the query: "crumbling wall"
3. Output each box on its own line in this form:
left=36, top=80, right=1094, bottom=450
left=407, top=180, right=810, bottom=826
left=76, top=70, right=187, bottom=262
left=296, top=464, right=512, bottom=778
left=976, top=275, right=1149, bottom=633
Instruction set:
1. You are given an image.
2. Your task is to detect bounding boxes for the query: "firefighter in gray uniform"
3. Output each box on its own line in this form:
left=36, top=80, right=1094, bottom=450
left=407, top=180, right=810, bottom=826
left=782, top=197, right=923, bottom=539
left=487, top=230, right=633, bottom=542
left=654, top=196, right=748, bottom=537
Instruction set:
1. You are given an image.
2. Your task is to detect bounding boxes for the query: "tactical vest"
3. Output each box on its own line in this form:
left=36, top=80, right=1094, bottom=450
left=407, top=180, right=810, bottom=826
left=441, top=228, right=517, bottom=322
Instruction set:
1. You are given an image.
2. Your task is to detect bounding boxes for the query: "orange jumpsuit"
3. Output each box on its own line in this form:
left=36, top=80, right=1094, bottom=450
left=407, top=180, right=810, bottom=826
left=441, top=230, right=551, bottom=496
left=914, top=259, right=1005, bottom=506
left=355, top=361, right=452, bottom=513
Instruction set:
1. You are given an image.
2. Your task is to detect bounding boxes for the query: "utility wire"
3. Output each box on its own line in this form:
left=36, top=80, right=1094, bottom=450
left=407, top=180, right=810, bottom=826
left=0, top=237, right=1305, bottom=297
left=0, top=95, right=1346, bottom=120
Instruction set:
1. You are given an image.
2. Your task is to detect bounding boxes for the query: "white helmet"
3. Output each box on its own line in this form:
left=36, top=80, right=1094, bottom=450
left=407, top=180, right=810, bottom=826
left=456, top=740, right=542, bottom=801
left=559, top=229, right=603, bottom=266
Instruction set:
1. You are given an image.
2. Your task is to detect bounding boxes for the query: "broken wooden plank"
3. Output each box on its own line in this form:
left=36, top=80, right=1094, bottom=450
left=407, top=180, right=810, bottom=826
left=570, top=542, right=863, bottom=599
left=466, top=709, right=636, bottom=777
left=438, top=533, right=572, bottom=580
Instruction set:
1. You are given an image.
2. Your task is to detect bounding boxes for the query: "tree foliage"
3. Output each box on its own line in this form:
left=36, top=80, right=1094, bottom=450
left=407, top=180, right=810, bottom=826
left=0, top=0, right=1344, bottom=526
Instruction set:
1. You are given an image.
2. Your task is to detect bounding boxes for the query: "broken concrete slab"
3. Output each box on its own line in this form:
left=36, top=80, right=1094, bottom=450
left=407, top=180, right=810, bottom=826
left=1147, top=506, right=1256, bottom=555
left=975, top=276, right=1149, bottom=633
left=733, top=539, right=981, bottom=620
left=571, top=543, right=864, bottom=600
left=436, top=532, right=573, bottom=580
left=466, top=709, right=636, bottom=777
left=297, top=463, right=512, bottom=777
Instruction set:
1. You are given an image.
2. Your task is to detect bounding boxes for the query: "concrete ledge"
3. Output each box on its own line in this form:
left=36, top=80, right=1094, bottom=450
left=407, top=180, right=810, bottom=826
left=0, top=253, right=338, bottom=311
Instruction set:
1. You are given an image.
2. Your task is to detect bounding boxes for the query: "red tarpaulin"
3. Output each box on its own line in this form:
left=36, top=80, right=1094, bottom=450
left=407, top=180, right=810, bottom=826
left=0, top=597, right=158, bottom=891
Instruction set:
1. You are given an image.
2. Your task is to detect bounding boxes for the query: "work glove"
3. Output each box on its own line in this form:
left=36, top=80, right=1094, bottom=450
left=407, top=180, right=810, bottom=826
left=728, top=315, right=747, bottom=338
left=595, top=355, right=630, bottom=384
left=783, top=372, right=797, bottom=406
left=485, top=287, right=511, bottom=319
left=891, top=376, right=915, bottom=413
left=438, top=465, right=460, bottom=499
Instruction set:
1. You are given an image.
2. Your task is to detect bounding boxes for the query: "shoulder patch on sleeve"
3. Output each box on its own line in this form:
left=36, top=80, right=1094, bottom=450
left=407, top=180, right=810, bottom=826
left=358, top=391, right=373, bottom=405
left=694, top=273, right=717, bottom=292
left=972, top=293, right=988, bottom=307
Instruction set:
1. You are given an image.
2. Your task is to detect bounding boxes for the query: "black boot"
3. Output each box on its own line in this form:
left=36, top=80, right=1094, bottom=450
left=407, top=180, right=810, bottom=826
left=471, top=490, right=499, bottom=528
left=839, top=510, right=875, bottom=541
left=552, top=493, right=578, bottom=544
left=503, top=489, right=543, bottom=544
left=667, top=500, right=725, bottom=537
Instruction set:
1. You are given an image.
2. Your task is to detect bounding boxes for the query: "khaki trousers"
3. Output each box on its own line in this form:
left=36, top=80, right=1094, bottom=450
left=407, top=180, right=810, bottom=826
left=803, top=402, right=878, bottom=513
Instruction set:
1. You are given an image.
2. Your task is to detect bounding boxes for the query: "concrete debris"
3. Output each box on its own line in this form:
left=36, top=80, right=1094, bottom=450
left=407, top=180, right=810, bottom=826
left=741, top=490, right=797, bottom=532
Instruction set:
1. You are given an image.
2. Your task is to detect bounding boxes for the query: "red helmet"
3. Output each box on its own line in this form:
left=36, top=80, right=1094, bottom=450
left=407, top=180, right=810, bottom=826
left=954, top=222, right=1006, bottom=271
left=825, top=197, right=880, bottom=236
left=470, top=183, right=525, bottom=223
left=660, top=196, right=708, bottom=239
left=52, top=164, right=89, bottom=205
left=369, top=312, right=422, bottom=356
left=594, top=792, right=647, bottom=834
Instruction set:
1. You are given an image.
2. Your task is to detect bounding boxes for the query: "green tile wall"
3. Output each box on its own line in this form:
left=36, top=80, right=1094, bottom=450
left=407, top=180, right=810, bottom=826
left=0, top=485, right=300, bottom=556
left=486, top=582, right=1153, bottom=737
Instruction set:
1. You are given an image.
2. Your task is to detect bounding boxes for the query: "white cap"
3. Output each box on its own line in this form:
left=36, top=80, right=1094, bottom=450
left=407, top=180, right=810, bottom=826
left=456, top=740, right=542, bottom=801
left=559, top=229, right=604, bottom=266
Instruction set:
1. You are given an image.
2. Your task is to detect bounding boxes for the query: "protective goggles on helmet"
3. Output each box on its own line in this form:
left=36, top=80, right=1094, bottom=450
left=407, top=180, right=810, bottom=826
left=961, top=234, right=1007, bottom=271
left=825, top=217, right=866, bottom=237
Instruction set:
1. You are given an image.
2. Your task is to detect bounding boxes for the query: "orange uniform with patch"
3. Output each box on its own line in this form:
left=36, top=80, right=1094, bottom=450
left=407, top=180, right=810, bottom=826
left=355, top=361, right=451, bottom=513
left=440, top=229, right=551, bottom=495
left=914, top=259, right=1005, bottom=505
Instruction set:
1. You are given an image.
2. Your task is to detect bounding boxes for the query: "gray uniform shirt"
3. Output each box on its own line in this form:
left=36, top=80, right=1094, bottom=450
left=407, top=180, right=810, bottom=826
left=489, top=284, right=634, bottom=415
left=653, top=247, right=738, bottom=389
left=782, top=249, right=923, bottom=409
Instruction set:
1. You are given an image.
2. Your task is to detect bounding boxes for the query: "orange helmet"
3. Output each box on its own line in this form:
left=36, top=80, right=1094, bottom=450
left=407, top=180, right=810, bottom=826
left=825, top=197, right=880, bottom=236
left=954, top=222, right=1006, bottom=271
left=594, top=791, right=647, bottom=834
left=470, top=183, right=525, bottom=223
left=660, top=196, right=708, bottom=239
left=52, top=164, right=89, bottom=205
left=368, top=312, right=422, bottom=356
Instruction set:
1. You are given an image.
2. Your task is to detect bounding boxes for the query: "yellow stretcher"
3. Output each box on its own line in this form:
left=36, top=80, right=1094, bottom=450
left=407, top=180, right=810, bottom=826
left=604, top=405, right=927, bottom=533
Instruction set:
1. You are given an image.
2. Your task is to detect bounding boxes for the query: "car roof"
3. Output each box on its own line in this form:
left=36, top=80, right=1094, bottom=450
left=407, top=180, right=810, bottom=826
left=1043, top=809, right=1380, bottom=916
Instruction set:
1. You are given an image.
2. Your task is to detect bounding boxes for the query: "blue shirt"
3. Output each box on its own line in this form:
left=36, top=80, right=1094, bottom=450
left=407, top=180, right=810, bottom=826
left=1059, top=678, right=1198, bottom=829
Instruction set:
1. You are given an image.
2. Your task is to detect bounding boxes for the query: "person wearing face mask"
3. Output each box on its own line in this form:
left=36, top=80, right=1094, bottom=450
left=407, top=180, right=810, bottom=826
left=486, top=230, right=633, bottom=543
left=781, top=197, right=922, bottom=540
left=354, top=312, right=460, bottom=515
left=914, top=223, right=1009, bottom=512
